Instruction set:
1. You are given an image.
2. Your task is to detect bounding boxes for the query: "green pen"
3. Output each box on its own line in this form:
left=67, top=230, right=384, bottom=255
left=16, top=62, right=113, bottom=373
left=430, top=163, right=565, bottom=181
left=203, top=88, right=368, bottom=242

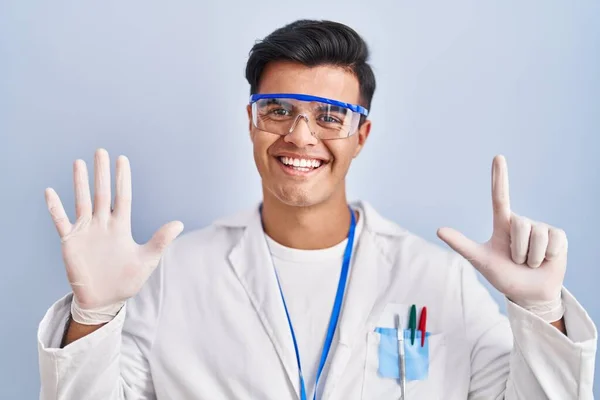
left=409, top=304, right=417, bottom=345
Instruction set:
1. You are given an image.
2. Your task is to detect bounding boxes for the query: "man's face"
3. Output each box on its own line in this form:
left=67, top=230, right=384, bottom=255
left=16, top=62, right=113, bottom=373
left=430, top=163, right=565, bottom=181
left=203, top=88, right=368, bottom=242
left=247, top=61, right=371, bottom=208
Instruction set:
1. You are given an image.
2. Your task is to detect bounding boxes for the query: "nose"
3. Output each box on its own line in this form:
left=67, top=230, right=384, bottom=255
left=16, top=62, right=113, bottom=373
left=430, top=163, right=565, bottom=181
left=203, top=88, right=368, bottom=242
left=284, top=114, right=319, bottom=147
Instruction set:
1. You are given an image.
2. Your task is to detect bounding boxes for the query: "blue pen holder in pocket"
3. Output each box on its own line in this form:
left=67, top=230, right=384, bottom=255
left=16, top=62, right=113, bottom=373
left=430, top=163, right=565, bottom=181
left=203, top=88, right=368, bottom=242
left=374, top=327, right=430, bottom=381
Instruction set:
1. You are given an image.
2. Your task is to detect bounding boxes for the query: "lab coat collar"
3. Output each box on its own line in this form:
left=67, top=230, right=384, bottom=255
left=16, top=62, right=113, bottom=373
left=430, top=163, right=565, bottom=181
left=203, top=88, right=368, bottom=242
left=226, top=209, right=302, bottom=397
left=223, top=200, right=401, bottom=399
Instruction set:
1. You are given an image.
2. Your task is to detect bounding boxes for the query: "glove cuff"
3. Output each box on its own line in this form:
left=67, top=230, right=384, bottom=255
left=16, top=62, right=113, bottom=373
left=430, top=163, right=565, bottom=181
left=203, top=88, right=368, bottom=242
left=71, top=296, right=125, bottom=325
left=514, top=292, right=565, bottom=323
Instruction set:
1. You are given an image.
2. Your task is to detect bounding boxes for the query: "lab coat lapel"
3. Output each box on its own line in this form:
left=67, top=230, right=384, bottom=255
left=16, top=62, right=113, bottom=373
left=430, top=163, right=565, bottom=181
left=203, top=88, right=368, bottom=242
left=227, top=207, right=301, bottom=399
left=320, top=216, right=391, bottom=400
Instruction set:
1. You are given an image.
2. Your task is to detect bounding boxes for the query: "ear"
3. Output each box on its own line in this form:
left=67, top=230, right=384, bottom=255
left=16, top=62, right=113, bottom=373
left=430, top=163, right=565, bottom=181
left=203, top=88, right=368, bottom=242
left=352, top=119, right=372, bottom=158
left=246, top=104, right=254, bottom=139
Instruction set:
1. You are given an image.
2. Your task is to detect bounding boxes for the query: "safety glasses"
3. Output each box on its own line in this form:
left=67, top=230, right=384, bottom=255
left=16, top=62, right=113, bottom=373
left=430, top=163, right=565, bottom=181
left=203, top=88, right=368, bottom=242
left=249, top=93, right=369, bottom=140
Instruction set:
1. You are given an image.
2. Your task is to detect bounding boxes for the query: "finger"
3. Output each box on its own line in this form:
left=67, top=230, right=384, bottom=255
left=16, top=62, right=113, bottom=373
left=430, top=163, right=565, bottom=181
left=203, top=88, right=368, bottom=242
left=73, top=159, right=92, bottom=219
left=491, top=155, right=511, bottom=229
left=45, top=188, right=72, bottom=238
left=510, top=214, right=531, bottom=264
left=143, top=220, right=185, bottom=259
left=437, top=227, right=487, bottom=269
left=527, top=223, right=549, bottom=268
left=93, top=148, right=112, bottom=218
left=113, top=155, right=132, bottom=221
left=546, top=227, right=567, bottom=260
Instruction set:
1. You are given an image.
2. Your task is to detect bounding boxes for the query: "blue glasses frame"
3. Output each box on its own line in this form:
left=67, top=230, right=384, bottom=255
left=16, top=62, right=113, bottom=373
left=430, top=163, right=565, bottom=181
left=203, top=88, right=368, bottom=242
left=249, top=93, right=369, bottom=117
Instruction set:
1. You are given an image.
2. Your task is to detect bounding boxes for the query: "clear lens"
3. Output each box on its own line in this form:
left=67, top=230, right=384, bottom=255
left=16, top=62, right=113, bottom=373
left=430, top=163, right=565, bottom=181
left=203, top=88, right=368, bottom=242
left=252, top=97, right=361, bottom=139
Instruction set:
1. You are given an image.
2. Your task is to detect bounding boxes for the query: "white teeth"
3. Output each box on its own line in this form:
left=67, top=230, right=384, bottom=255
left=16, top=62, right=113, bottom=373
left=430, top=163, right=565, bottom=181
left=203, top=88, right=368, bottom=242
left=279, top=157, right=323, bottom=169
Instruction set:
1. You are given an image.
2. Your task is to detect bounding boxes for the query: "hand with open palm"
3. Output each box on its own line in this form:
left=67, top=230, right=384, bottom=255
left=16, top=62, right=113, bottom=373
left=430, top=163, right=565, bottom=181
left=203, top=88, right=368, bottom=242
left=45, top=148, right=184, bottom=324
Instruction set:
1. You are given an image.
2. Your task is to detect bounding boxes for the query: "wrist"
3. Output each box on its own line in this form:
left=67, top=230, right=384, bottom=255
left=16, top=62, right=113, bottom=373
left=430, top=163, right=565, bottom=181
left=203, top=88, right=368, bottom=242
left=509, top=291, right=565, bottom=323
left=71, top=296, right=125, bottom=325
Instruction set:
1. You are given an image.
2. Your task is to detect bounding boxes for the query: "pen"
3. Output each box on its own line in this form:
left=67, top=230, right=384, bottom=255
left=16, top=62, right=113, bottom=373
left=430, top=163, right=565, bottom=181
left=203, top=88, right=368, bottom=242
left=409, top=304, right=417, bottom=346
left=418, top=306, right=427, bottom=347
left=397, top=315, right=406, bottom=400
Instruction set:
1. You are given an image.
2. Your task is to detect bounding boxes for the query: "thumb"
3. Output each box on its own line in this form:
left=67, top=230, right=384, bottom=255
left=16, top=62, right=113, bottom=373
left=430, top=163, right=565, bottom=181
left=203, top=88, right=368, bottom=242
left=437, top=227, right=486, bottom=268
left=144, top=220, right=185, bottom=256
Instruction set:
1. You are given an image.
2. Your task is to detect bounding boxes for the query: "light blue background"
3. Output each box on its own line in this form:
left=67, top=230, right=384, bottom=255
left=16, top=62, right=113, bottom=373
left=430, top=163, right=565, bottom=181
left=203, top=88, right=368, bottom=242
left=1, top=1, right=598, bottom=398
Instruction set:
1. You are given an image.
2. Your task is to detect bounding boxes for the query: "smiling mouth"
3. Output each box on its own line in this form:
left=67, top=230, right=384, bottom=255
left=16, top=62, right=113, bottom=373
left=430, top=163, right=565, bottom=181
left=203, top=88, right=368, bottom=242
left=277, top=156, right=326, bottom=173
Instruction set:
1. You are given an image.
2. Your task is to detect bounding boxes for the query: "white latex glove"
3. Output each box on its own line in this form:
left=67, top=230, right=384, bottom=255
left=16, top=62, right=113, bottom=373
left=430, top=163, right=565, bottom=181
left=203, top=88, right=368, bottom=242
left=437, top=155, right=568, bottom=323
left=45, top=148, right=184, bottom=324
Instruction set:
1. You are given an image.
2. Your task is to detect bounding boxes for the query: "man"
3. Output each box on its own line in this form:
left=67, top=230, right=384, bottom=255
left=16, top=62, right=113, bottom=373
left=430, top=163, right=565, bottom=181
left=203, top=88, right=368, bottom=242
left=38, top=19, right=596, bottom=399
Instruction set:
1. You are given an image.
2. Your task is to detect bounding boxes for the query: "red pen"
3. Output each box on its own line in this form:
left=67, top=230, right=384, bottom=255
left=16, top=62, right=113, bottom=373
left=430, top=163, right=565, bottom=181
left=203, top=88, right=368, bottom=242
left=418, top=306, right=427, bottom=347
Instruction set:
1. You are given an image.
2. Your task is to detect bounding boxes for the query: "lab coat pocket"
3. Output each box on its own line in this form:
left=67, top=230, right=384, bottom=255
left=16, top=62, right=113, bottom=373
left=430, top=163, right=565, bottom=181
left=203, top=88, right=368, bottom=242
left=361, top=329, right=447, bottom=399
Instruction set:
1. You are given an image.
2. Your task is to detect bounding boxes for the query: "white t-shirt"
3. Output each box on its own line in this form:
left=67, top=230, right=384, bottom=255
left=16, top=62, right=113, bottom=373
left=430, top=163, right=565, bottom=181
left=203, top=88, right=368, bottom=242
left=264, top=209, right=364, bottom=399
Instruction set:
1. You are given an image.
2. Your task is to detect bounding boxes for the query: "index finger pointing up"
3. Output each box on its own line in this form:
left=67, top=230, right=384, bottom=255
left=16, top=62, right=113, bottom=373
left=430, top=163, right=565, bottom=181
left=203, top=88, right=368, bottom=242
left=492, top=155, right=511, bottom=227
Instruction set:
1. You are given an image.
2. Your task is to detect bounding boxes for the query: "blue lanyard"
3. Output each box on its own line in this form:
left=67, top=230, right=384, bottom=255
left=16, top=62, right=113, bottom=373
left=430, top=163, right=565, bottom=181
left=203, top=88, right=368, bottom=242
left=268, top=207, right=357, bottom=400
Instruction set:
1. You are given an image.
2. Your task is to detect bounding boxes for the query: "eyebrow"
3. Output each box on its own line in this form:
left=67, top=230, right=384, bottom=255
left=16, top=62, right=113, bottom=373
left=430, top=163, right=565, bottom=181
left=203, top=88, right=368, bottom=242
left=315, top=105, right=348, bottom=114
left=264, top=99, right=294, bottom=108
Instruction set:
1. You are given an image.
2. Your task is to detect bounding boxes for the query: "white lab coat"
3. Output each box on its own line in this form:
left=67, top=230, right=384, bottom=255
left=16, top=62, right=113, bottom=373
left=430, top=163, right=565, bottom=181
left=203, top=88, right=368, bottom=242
left=37, top=201, right=597, bottom=400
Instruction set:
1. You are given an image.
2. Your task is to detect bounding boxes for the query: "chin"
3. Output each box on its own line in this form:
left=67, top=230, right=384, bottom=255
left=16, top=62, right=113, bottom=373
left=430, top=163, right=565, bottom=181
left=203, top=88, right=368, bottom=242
left=268, top=183, right=328, bottom=208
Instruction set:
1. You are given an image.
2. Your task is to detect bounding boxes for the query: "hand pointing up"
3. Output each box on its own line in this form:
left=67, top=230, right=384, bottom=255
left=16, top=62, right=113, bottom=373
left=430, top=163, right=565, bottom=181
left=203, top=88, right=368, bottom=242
left=437, top=155, right=568, bottom=309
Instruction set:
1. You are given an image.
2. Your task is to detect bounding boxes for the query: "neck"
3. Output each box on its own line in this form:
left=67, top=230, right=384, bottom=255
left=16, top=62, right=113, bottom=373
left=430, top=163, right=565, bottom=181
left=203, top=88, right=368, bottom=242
left=261, top=191, right=354, bottom=250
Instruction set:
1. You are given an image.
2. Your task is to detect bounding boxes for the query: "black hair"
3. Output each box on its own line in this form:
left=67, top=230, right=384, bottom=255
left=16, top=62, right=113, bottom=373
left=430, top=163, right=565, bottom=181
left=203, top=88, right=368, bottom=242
left=245, top=19, right=376, bottom=114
